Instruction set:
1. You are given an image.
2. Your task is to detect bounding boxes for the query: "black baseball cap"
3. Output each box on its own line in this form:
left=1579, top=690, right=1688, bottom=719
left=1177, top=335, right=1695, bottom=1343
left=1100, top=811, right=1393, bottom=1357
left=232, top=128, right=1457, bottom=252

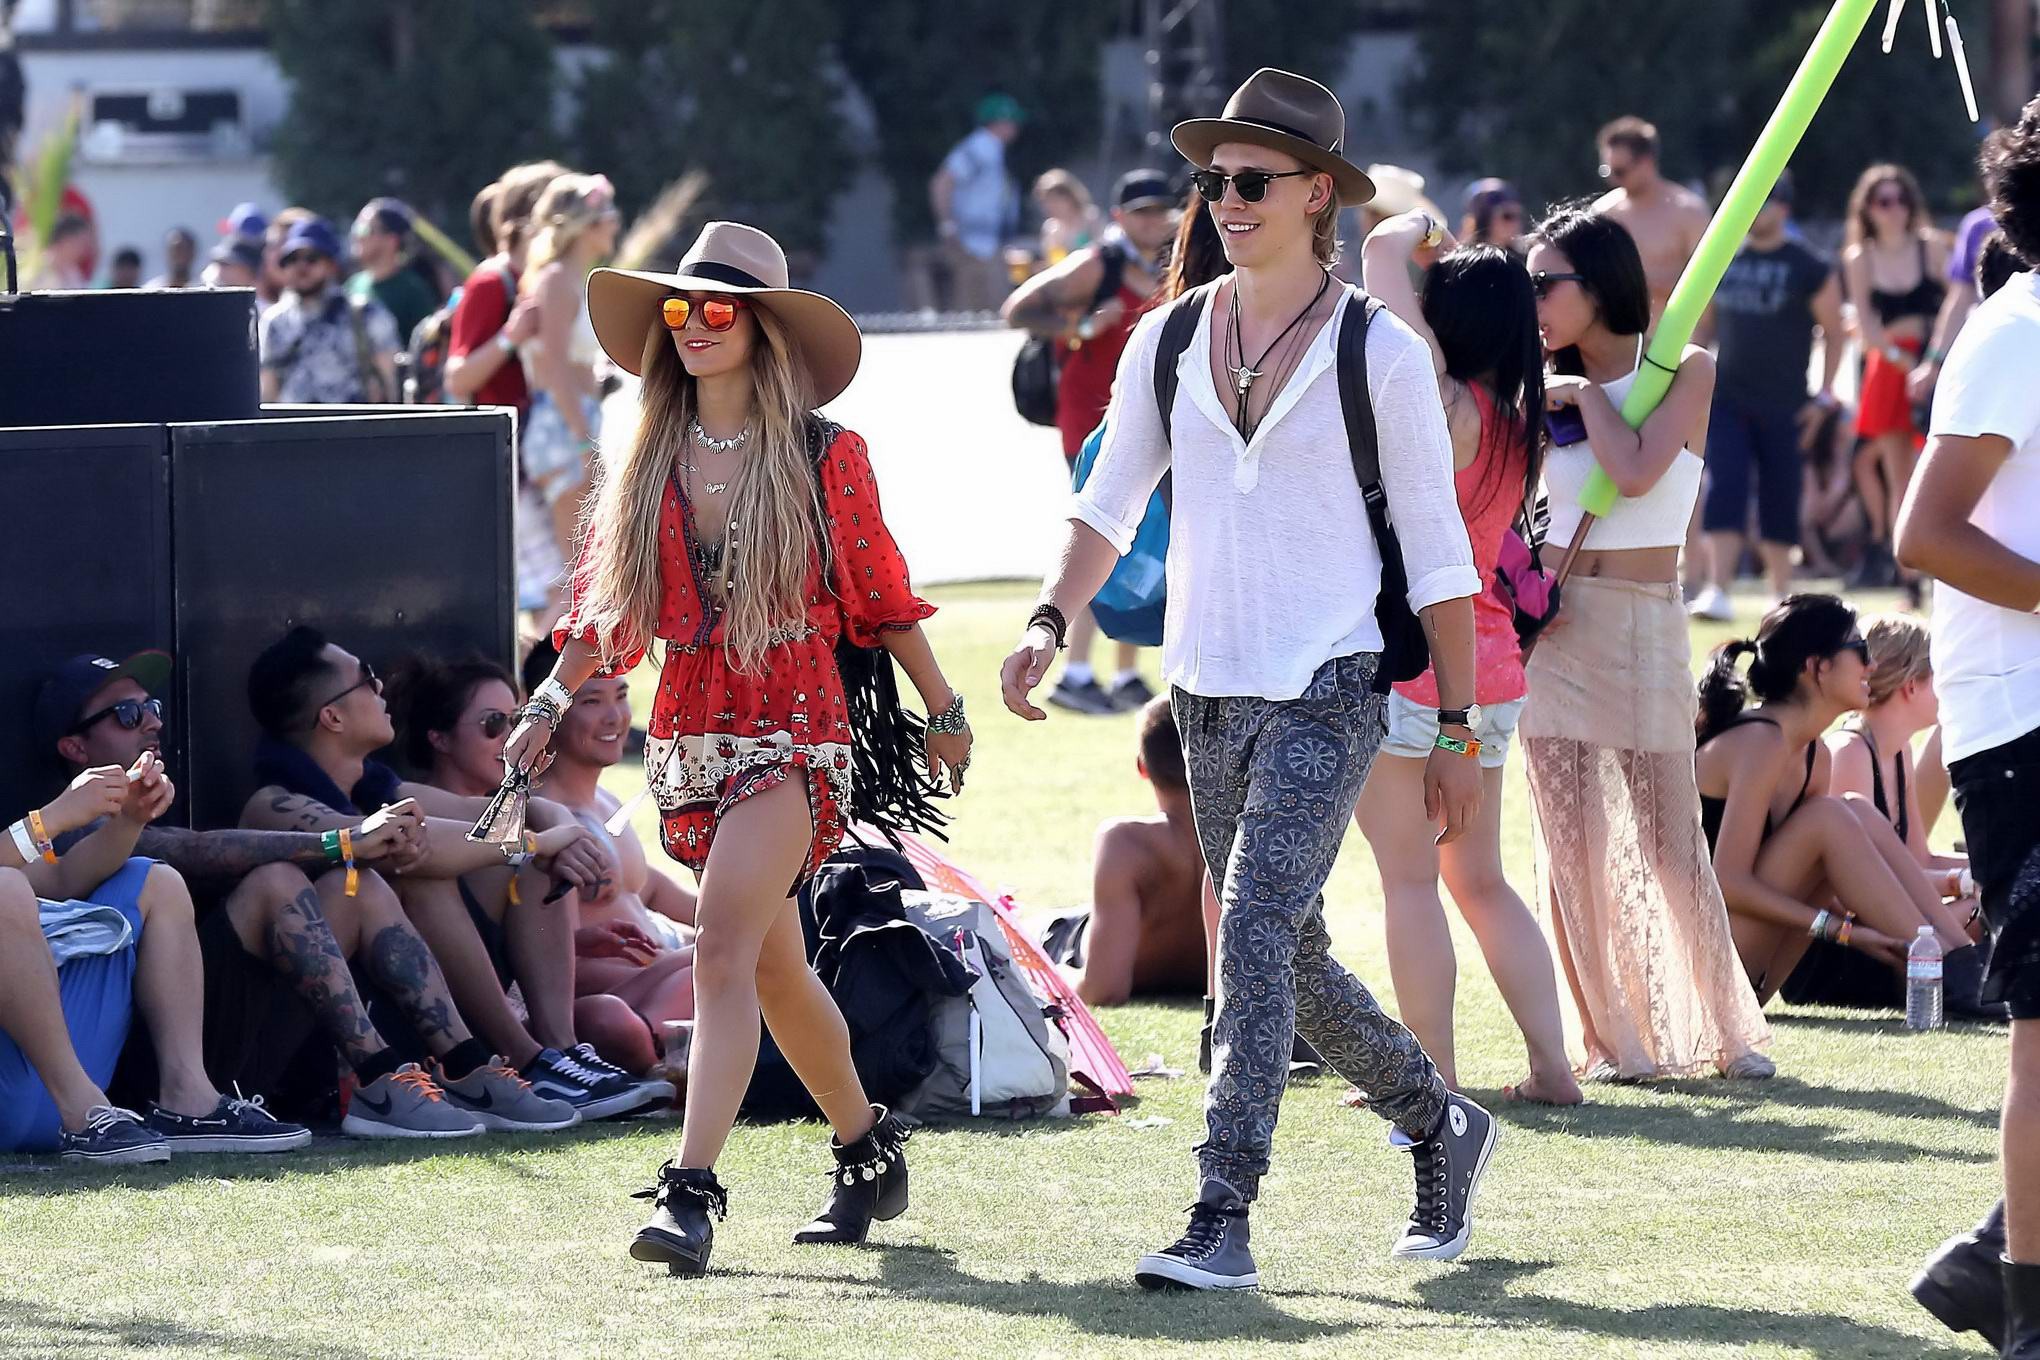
left=34, top=651, right=173, bottom=756
left=1114, top=170, right=1175, bottom=211
left=1767, top=169, right=1796, bottom=208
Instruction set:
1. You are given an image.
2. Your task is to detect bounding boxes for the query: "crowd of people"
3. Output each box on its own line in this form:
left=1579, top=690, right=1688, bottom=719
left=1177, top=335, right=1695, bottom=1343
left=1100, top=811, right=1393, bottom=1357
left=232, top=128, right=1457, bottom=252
left=8, top=52, right=2040, bottom=1347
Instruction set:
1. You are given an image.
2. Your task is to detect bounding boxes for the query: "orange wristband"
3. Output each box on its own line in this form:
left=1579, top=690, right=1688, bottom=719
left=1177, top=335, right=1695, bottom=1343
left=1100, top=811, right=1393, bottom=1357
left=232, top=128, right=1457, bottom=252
left=338, top=827, right=358, bottom=897
left=25, top=809, right=57, bottom=865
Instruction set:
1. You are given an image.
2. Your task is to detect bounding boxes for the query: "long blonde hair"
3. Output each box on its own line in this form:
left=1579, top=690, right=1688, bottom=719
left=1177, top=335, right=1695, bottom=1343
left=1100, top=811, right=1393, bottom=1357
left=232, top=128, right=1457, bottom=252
left=574, top=304, right=823, bottom=673
left=1863, top=612, right=1932, bottom=708
left=522, top=173, right=614, bottom=296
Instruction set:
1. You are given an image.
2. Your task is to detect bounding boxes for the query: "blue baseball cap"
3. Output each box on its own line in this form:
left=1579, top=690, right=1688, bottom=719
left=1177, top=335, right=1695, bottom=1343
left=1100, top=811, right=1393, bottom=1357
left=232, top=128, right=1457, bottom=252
left=219, top=201, right=268, bottom=241
left=280, top=217, right=342, bottom=262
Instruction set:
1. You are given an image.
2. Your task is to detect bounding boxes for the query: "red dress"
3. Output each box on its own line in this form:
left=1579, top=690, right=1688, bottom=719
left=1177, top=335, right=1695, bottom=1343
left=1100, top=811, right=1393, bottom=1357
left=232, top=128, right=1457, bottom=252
left=555, top=427, right=934, bottom=883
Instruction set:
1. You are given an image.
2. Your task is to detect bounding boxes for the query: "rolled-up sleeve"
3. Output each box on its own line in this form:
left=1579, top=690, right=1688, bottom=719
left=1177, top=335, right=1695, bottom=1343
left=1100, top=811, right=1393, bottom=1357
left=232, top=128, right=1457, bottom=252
left=1369, top=326, right=1479, bottom=612
left=1070, top=308, right=1172, bottom=554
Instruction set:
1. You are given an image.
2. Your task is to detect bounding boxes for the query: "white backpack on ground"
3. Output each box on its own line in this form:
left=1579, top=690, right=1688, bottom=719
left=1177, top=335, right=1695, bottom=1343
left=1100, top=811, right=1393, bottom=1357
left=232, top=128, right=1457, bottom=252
left=897, top=891, right=1071, bottom=1120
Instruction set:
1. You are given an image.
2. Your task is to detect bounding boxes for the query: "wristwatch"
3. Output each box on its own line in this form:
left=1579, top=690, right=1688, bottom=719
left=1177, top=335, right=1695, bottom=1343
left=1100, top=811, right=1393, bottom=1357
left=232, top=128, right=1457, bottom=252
left=1436, top=704, right=1483, bottom=731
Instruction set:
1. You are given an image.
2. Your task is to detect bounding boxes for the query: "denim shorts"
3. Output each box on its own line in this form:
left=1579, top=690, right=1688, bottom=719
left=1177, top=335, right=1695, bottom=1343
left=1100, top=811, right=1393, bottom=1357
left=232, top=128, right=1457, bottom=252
left=1379, top=692, right=1526, bottom=769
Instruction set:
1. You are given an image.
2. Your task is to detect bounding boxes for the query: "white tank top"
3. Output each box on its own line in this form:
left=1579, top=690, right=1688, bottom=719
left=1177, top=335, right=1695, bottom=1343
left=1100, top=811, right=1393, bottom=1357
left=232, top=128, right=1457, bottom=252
left=1542, top=353, right=1704, bottom=551
left=521, top=267, right=603, bottom=377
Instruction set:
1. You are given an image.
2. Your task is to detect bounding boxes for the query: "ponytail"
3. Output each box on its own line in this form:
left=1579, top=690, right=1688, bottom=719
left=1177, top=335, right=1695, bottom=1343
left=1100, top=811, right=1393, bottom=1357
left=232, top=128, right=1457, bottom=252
left=1696, top=639, right=1758, bottom=744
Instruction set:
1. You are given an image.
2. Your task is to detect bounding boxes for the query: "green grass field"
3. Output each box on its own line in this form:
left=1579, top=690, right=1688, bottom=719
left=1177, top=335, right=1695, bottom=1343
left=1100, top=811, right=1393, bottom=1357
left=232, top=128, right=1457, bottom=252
left=0, top=582, right=2002, bottom=1360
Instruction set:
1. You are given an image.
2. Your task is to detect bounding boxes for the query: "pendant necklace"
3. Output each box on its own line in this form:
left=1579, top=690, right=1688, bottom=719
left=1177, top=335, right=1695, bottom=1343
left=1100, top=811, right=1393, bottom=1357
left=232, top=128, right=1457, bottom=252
left=681, top=415, right=749, bottom=495
left=1225, top=270, right=1330, bottom=441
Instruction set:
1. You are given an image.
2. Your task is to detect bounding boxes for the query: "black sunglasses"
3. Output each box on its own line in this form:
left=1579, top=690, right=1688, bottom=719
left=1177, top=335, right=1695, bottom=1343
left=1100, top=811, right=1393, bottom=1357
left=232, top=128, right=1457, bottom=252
left=1190, top=168, right=1314, bottom=204
left=280, top=251, right=324, bottom=268
left=1840, top=637, right=1872, bottom=664
left=1531, top=271, right=1588, bottom=299
left=69, top=696, right=164, bottom=736
left=477, top=710, right=512, bottom=740
left=315, top=660, right=381, bottom=714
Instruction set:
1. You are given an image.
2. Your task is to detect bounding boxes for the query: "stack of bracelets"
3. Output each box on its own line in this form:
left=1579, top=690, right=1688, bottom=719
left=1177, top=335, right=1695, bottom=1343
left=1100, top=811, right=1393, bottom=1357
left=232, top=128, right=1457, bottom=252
left=8, top=809, right=58, bottom=866
left=523, top=676, right=575, bottom=729
left=1026, top=603, right=1070, bottom=652
left=320, top=826, right=360, bottom=897
left=1808, top=907, right=1857, bottom=948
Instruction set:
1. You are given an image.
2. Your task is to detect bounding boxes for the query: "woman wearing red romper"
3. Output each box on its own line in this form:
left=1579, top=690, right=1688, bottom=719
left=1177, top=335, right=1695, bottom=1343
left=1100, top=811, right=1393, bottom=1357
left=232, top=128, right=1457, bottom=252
left=507, top=222, right=973, bottom=1277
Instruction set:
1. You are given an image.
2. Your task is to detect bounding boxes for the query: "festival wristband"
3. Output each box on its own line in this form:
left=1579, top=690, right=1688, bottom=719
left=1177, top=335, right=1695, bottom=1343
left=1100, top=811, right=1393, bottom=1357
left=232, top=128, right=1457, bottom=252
left=1837, top=912, right=1855, bottom=948
left=25, top=809, right=58, bottom=865
left=1433, top=733, right=1482, bottom=760
left=338, top=827, right=358, bottom=897
left=9, top=819, right=40, bottom=866
left=322, top=828, right=344, bottom=864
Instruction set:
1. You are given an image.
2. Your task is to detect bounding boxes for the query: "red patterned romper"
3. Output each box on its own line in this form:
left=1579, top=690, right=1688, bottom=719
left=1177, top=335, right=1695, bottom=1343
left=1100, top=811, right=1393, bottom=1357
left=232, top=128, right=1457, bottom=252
left=555, top=427, right=934, bottom=883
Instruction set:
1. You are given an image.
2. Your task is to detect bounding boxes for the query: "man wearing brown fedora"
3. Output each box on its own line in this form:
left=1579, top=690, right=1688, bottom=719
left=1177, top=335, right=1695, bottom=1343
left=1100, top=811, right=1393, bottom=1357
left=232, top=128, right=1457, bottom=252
left=1003, top=67, right=1498, bottom=1290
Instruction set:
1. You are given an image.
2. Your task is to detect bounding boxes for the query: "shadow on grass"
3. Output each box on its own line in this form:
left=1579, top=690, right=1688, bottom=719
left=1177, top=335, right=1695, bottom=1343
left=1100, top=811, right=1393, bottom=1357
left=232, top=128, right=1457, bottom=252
left=0, top=1118, right=659, bottom=1196
left=1388, top=1257, right=1977, bottom=1360
left=1480, top=1075, right=1995, bottom=1164
left=717, top=1244, right=1357, bottom=1344
left=0, top=1293, right=383, bottom=1359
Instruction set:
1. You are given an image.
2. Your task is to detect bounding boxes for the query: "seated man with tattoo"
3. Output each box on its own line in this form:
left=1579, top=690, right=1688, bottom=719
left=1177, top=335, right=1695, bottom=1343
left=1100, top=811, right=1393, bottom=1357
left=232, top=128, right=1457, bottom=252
left=1041, top=697, right=1210, bottom=1007
left=2, top=746, right=309, bottom=1161
left=40, top=650, right=559, bottom=1137
left=241, top=627, right=670, bottom=1119
left=519, top=640, right=696, bottom=1076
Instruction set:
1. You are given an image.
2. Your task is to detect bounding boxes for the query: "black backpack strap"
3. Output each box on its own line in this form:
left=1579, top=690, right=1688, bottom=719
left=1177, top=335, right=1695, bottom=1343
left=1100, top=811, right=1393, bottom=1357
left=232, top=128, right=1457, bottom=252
left=1152, top=281, right=1215, bottom=446
left=1336, top=292, right=1385, bottom=505
left=1089, top=239, right=1127, bottom=311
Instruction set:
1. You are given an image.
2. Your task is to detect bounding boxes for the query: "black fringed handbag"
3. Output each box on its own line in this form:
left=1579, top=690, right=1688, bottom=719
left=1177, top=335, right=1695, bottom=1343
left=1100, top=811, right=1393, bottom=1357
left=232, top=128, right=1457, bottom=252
left=808, top=418, right=952, bottom=844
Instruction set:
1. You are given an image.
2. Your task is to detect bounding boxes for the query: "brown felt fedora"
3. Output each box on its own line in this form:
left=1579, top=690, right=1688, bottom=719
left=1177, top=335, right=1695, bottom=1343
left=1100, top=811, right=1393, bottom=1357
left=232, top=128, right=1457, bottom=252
left=1171, top=68, right=1376, bottom=207
left=587, top=221, right=862, bottom=405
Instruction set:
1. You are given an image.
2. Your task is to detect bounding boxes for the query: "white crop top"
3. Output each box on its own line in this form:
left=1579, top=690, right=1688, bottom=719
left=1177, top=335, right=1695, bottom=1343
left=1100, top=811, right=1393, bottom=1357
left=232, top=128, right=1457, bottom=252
left=1542, top=361, right=1704, bottom=551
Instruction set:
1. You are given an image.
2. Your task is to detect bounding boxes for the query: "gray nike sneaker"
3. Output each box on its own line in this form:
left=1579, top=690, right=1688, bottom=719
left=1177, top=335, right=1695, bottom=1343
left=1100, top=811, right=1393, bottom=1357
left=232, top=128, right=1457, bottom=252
left=437, top=1057, right=581, bottom=1132
left=341, top=1064, right=485, bottom=1140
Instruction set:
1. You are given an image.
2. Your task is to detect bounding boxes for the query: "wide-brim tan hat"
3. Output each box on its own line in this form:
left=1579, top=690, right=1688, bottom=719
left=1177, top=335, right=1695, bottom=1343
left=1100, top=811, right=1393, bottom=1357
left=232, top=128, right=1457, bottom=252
left=587, top=220, right=862, bottom=406
left=1171, top=67, right=1376, bottom=208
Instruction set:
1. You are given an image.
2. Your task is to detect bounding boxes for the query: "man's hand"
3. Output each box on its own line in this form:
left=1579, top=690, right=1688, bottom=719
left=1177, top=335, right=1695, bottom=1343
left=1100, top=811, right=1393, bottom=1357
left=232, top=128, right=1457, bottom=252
left=117, top=752, right=175, bottom=826
left=44, top=766, right=131, bottom=837
left=575, top=919, right=661, bottom=965
left=1000, top=626, right=1059, bottom=721
left=534, top=822, right=609, bottom=893
left=1423, top=743, right=1483, bottom=846
left=355, top=799, right=427, bottom=872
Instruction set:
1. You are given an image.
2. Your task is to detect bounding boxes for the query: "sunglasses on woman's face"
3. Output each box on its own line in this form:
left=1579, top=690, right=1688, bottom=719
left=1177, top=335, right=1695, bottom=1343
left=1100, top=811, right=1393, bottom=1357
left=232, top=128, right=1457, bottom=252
left=1189, top=168, right=1313, bottom=204
left=477, top=710, right=512, bottom=740
left=1840, top=638, right=1872, bottom=664
left=68, top=696, right=164, bottom=736
left=662, top=296, right=749, bottom=332
left=1871, top=192, right=1909, bottom=210
left=1531, top=271, right=1587, bottom=300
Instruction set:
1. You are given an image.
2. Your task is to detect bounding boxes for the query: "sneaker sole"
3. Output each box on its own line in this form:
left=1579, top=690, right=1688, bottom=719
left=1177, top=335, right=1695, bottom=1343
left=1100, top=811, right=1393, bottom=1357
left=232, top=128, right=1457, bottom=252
left=1134, top=1255, right=1259, bottom=1291
left=158, top=1128, right=314, bottom=1154
left=340, top=1113, right=485, bottom=1140
left=630, top=1228, right=708, bottom=1277
left=60, top=1142, right=171, bottom=1165
left=1046, top=695, right=1115, bottom=716
left=457, top=1104, right=582, bottom=1133
left=574, top=1083, right=674, bottom=1122
left=1391, top=1115, right=1499, bottom=1263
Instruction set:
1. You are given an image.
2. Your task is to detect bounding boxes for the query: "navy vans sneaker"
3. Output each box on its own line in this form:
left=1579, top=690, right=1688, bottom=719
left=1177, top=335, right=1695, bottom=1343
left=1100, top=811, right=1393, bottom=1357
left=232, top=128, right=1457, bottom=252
left=524, top=1046, right=670, bottom=1121
left=147, top=1091, right=312, bottom=1154
left=59, top=1106, right=170, bottom=1165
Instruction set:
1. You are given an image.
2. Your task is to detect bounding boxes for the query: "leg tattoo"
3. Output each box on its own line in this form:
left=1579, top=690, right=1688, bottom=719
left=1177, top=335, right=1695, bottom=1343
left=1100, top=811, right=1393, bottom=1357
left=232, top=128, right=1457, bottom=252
left=367, top=922, right=462, bottom=1050
left=266, top=887, right=381, bottom=1065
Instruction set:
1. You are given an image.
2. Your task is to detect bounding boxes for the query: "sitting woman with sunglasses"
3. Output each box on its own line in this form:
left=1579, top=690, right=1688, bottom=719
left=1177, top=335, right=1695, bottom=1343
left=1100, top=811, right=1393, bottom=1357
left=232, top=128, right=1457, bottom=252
left=506, top=222, right=971, bottom=1278
left=1693, top=594, right=1991, bottom=1010
left=1517, top=206, right=1774, bottom=1083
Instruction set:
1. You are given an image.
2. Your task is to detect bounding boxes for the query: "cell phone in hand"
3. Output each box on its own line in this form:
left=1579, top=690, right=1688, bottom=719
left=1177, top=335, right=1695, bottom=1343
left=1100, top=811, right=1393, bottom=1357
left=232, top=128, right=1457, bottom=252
left=1547, top=405, right=1588, bottom=447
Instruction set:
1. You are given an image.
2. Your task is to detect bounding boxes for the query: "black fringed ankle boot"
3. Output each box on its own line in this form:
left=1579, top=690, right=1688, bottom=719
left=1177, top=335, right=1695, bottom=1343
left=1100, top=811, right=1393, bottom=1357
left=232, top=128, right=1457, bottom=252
left=2006, top=1256, right=2040, bottom=1359
left=629, top=1163, right=727, bottom=1277
left=1911, top=1199, right=2006, bottom=1346
left=793, top=1105, right=910, bottom=1245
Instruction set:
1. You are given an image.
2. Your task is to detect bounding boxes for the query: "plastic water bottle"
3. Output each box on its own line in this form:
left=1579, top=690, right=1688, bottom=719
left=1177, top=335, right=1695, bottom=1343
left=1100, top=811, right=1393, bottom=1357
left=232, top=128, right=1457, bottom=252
left=1906, top=926, right=1944, bottom=1031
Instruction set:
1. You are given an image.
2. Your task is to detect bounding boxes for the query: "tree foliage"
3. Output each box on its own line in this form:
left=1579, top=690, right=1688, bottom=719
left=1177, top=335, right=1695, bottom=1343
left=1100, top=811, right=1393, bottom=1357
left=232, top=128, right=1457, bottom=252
left=1403, top=1, right=1993, bottom=218
left=267, top=0, right=557, bottom=230
left=570, top=0, right=851, bottom=268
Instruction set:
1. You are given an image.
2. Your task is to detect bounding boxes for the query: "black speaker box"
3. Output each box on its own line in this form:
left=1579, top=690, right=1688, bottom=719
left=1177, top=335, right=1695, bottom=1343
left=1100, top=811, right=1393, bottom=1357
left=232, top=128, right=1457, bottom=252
left=0, top=289, right=260, bottom=426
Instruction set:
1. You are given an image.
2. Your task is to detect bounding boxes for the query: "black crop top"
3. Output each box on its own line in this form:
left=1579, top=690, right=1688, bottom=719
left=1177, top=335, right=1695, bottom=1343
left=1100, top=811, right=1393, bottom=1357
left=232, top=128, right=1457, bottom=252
left=1699, top=715, right=1817, bottom=855
left=1868, top=239, right=1947, bottom=326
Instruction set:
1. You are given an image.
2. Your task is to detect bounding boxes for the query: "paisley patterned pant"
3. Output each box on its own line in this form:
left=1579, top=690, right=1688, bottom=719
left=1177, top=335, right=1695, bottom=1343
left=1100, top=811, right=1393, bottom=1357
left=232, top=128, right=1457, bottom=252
left=1174, top=653, right=1446, bottom=1201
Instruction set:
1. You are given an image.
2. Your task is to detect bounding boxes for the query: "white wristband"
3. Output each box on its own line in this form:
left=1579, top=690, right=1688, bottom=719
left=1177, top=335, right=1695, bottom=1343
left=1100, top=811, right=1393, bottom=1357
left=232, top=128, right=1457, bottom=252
left=1959, top=868, right=1976, bottom=899
left=10, top=819, right=40, bottom=865
left=535, top=677, right=574, bottom=711
left=496, top=333, right=517, bottom=357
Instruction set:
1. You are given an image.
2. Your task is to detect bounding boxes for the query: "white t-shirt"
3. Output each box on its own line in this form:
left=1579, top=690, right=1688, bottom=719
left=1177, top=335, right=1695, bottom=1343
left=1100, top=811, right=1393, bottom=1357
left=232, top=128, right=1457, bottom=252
left=1926, top=270, right=2040, bottom=764
left=940, top=128, right=1014, bottom=260
left=1072, top=282, right=1478, bottom=702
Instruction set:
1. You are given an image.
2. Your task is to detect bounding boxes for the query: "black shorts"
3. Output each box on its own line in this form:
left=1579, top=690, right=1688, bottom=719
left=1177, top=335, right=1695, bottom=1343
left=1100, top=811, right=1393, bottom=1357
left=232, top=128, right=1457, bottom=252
left=459, top=874, right=515, bottom=989
left=1952, top=725, right=2040, bottom=1020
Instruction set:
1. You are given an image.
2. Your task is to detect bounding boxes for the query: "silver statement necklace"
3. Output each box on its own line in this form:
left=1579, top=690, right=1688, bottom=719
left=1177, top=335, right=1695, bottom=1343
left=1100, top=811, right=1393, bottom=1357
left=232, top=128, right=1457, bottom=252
left=681, top=415, right=751, bottom=495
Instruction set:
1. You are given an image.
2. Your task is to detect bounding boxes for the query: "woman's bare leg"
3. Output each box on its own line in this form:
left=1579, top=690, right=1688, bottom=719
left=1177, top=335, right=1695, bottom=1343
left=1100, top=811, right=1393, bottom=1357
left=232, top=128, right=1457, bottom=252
left=1357, top=754, right=1457, bottom=1086
left=754, top=900, right=877, bottom=1142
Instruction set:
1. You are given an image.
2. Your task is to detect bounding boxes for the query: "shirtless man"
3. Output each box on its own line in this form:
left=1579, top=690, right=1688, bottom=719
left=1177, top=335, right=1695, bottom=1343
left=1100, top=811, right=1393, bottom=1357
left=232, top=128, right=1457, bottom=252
left=1592, top=116, right=1710, bottom=322
left=524, top=643, right=697, bottom=1077
left=1045, top=697, right=1208, bottom=1008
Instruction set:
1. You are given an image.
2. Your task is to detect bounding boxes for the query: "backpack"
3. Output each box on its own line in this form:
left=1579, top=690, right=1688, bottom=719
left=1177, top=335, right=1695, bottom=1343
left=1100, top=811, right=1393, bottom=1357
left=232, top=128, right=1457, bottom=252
left=897, top=890, right=1072, bottom=1121
left=404, top=261, right=513, bottom=406
left=1070, top=420, right=1167, bottom=647
left=1150, top=283, right=1427, bottom=693
left=1010, top=240, right=1129, bottom=427
left=1495, top=493, right=1562, bottom=647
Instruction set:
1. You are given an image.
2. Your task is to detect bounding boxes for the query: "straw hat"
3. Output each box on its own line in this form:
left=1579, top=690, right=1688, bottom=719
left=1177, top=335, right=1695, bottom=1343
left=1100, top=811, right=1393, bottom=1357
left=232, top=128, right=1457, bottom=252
left=1170, top=68, right=1376, bottom=207
left=587, top=221, right=862, bottom=405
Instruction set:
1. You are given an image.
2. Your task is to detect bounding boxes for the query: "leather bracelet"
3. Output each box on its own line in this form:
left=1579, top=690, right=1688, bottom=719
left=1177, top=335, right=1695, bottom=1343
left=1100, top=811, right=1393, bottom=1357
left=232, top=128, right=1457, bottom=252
left=1026, top=603, right=1069, bottom=651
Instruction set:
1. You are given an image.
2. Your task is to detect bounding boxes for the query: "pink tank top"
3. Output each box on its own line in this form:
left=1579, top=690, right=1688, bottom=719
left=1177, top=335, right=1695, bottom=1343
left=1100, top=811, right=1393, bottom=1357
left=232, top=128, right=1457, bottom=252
left=1397, top=383, right=1529, bottom=708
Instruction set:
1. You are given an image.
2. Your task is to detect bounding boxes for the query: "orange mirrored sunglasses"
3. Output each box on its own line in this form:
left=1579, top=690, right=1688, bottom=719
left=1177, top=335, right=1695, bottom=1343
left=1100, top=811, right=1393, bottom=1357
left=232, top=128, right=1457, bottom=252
left=661, top=296, right=748, bottom=332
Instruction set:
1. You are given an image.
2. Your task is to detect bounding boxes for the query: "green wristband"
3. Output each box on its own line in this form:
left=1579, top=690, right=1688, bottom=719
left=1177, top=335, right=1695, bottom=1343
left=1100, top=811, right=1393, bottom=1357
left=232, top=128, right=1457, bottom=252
left=322, top=828, right=344, bottom=863
left=1434, top=733, right=1477, bottom=758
